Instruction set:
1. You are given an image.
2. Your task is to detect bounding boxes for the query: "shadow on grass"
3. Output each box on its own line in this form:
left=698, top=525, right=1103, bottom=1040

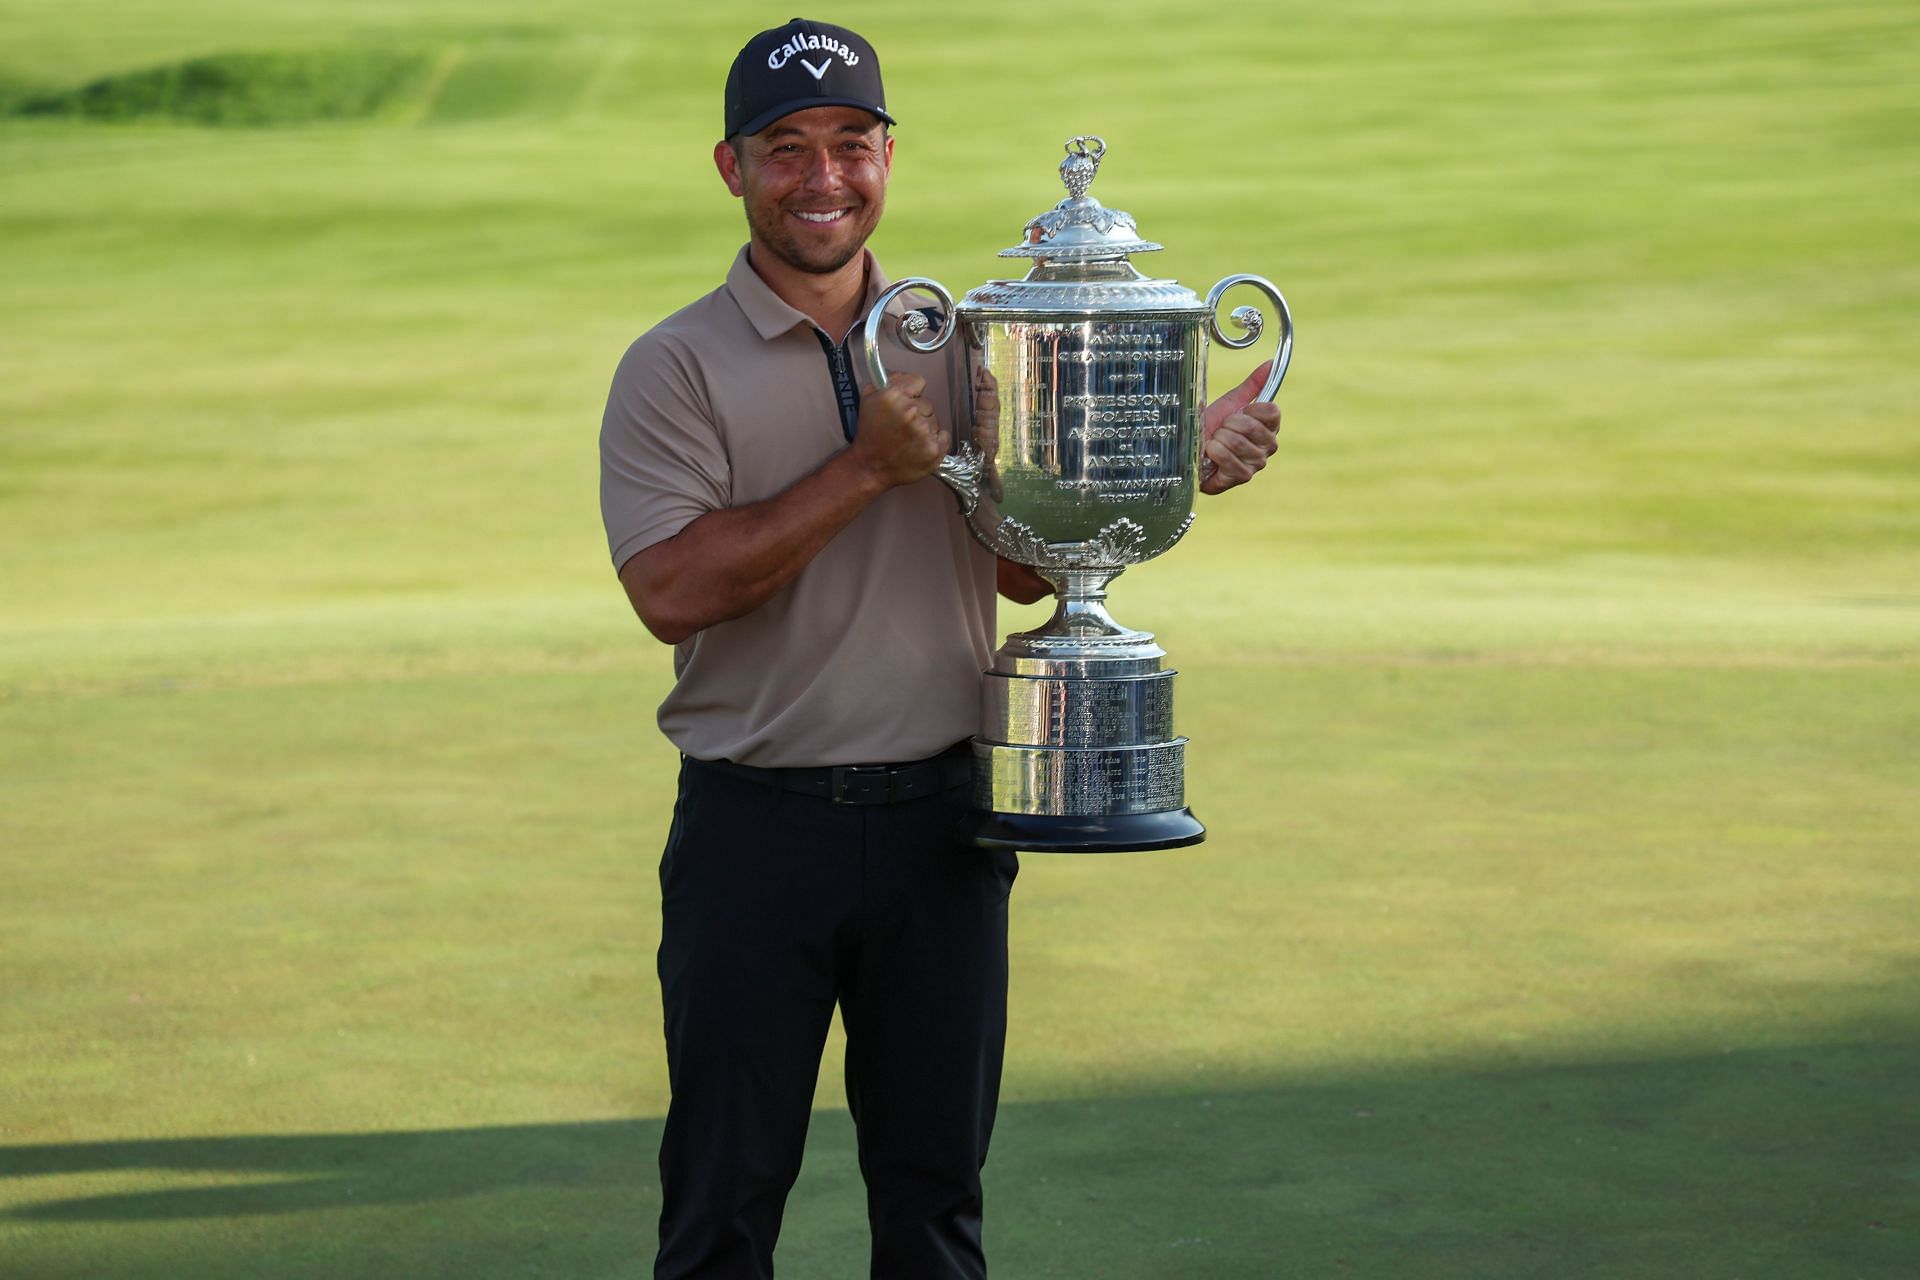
left=3, top=1037, right=1915, bottom=1279
left=2, top=1118, right=652, bottom=1220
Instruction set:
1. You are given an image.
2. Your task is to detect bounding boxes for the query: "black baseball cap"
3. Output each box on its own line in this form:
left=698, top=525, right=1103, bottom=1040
left=724, top=18, right=893, bottom=140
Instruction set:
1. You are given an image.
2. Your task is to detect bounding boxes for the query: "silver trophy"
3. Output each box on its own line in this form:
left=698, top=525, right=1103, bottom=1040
left=864, top=135, right=1292, bottom=852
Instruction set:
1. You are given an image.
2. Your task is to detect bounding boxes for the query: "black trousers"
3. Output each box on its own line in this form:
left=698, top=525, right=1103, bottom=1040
left=654, top=753, right=1019, bottom=1280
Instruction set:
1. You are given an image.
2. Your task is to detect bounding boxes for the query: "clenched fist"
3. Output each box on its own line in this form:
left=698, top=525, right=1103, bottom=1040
left=850, top=373, right=949, bottom=488
left=1200, top=361, right=1283, bottom=494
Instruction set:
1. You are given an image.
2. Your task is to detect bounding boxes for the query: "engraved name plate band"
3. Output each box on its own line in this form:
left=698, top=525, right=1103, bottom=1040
left=863, top=135, right=1293, bottom=852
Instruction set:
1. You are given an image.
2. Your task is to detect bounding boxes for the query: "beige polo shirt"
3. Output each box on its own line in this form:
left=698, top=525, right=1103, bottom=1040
left=600, top=246, right=998, bottom=768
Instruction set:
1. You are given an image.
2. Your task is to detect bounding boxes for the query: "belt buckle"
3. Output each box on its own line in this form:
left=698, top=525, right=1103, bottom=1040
left=831, top=764, right=892, bottom=805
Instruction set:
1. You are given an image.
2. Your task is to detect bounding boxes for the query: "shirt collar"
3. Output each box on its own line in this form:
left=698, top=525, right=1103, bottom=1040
left=724, top=244, right=894, bottom=342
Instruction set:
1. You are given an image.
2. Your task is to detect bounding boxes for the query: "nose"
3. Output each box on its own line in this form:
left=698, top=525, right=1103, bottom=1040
left=802, top=146, right=843, bottom=191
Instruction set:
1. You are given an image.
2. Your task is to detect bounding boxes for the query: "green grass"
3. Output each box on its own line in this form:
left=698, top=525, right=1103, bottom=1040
left=8, top=48, right=433, bottom=126
left=2, top=0, right=1917, bottom=1275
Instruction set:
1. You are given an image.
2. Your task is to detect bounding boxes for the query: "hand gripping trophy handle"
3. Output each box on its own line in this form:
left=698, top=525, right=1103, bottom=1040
left=861, top=277, right=984, bottom=514
left=1200, top=274, right=1295, bottom=481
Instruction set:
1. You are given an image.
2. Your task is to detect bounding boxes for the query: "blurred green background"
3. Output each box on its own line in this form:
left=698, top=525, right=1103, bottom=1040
left=2, top=1, right=1915, bottom=1276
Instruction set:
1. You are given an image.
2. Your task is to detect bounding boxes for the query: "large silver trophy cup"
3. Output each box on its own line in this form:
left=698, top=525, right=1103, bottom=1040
left=864, top=136, right=1293, bottom=852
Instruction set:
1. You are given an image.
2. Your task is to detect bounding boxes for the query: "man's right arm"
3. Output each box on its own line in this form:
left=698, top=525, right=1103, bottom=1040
left=619, top=373, right=947, bottom=644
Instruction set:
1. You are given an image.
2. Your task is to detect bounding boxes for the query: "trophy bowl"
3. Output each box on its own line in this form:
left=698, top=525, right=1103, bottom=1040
left=864, top=136, right=1293, bottom=852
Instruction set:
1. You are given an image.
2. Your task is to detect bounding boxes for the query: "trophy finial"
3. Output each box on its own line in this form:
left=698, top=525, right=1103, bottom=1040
left=1059, top=135, right=1105, bottom=199
left=1005, top=133, right=1158, bottom=261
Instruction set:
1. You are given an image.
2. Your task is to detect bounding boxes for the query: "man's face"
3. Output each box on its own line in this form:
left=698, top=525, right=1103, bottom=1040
left=716, top=106, right=893, bottom=276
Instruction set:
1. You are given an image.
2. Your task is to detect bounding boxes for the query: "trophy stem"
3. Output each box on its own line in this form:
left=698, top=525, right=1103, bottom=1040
left=1030, top=568, right=1141, bottom=645
left=1040, top=568, right=1119, bottom=600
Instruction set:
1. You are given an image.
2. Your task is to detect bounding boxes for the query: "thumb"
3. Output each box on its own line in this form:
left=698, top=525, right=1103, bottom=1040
left=1205, top=360, right=1273, bottom=426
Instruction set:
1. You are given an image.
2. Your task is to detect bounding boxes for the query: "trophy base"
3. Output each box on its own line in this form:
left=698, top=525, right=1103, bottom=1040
left=968, top=576, right=1206, bottom=854
left=969, top=807, right=1206, bottom=854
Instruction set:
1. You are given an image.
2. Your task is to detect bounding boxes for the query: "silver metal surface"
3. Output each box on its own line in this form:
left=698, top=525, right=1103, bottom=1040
left=962, top=315, right=1202, bottom=564
left=972, top=740, right=1188, bottom=816
left=1204, top=273, right=1295, bottom=406
left=997, top=136, right=1164, bottom=262
left=857, top=136, right=1296, bottom=842
left=983, top=670, right=1176, bottom=747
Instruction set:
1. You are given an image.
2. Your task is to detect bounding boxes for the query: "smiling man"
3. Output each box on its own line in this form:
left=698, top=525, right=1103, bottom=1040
left=599, top=18, right=1281, bottom=1280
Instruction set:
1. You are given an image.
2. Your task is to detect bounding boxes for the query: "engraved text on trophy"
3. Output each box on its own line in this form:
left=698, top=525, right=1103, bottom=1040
left=970, top=318, right=1202, bottom=551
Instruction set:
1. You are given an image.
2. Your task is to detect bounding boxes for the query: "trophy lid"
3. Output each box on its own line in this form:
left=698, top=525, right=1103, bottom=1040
left=998, top=135, right=1163, bottom=264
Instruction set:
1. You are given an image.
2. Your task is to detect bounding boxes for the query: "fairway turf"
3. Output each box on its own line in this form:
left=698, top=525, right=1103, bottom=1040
left=3, top=2, right=1917, bottom=1277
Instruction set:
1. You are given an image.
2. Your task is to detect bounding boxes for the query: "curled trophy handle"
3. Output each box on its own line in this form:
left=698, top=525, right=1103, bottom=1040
left=1204, top=273, right=1294, bottom=403
left=861, top=277, right=957, bottom=386
left=1200, top=274, right=1293, bottom=484
left=860, top=277, right=983, bottom=514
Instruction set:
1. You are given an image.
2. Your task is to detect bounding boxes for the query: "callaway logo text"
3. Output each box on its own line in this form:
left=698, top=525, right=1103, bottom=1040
left=766, top=32, right=861, bottom=73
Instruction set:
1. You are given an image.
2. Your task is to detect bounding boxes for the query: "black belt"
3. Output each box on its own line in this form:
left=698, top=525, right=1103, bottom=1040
left=689, top=743, right=972, bottom=806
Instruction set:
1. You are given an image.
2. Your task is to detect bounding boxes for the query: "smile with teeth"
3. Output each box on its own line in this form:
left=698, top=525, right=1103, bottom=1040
left=793, top=208, right=851, bottom=224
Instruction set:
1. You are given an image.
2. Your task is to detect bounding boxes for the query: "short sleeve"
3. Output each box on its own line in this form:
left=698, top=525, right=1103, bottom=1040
left=599, top=332, right=731, bottom=572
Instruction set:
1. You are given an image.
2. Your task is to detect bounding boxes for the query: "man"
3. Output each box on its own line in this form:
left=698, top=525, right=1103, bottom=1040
left=599, top=19, right=1281, bottom=1279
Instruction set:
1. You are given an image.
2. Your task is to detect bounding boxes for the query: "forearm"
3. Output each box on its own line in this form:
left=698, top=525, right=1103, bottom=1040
left=620, top=448, right=889, bottom=644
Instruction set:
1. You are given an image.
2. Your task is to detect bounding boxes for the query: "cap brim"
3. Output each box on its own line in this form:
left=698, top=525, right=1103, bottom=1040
left=734, top=98, right=895, bottom=141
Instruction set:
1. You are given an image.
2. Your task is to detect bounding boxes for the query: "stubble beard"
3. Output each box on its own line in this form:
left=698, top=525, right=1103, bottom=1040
left=746, top=196, right=883, bottom=276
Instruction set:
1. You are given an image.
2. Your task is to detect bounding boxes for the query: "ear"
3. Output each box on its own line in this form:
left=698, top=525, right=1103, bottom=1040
left=714, top=140, right=746, bottom=198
